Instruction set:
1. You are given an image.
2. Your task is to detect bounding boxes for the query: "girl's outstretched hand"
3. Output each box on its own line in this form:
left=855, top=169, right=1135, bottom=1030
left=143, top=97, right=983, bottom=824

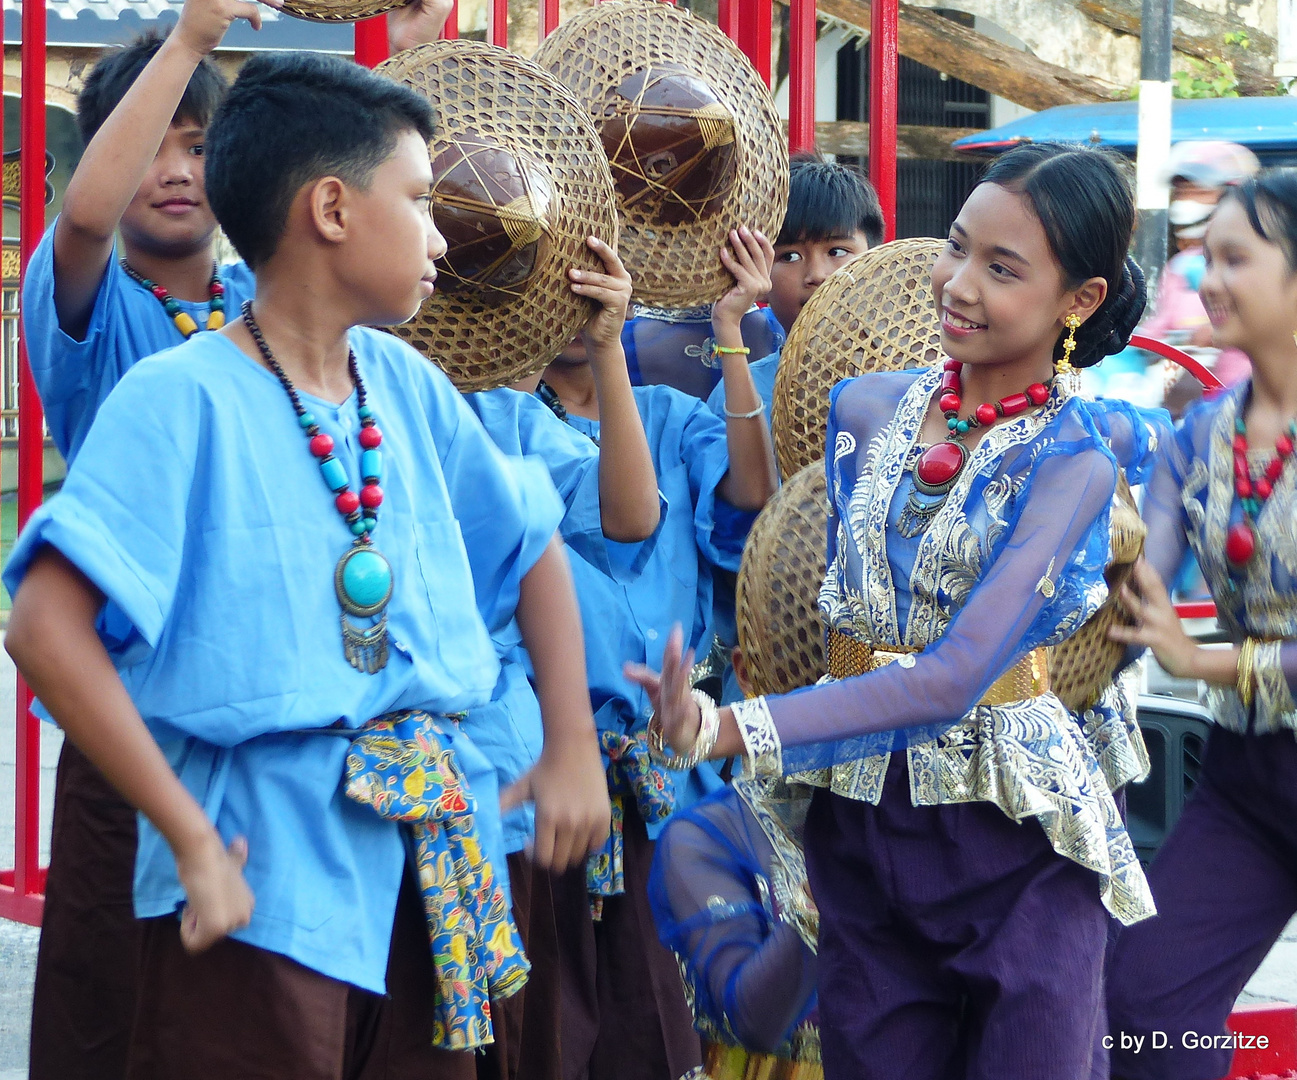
left=1108, top=557, right=1201, bottom=679
left=624, top=624, right=702, bottom=756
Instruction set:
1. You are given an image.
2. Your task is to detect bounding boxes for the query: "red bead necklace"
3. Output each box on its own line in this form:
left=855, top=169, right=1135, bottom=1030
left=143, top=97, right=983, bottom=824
left=898, top=360, right=1052, bottom=538
left=1225, top=413, right=1297, bottom=567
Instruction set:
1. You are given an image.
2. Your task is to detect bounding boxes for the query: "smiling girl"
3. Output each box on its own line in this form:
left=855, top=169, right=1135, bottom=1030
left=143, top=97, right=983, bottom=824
left=1105, top=169, right=1297, bottom=1080
left=628, top=143, right=1168, bottom=1079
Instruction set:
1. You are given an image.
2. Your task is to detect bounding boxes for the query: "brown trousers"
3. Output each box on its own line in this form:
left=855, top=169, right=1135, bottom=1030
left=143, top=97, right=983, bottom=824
left=550, top=802, right=702, bottom=1080
left=29, top=741, right=140, bottom=1080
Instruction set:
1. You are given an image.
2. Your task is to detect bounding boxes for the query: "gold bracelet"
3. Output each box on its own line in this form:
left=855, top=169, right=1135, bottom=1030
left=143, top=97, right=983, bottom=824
left=1238, top=637, right=1259, bottom=710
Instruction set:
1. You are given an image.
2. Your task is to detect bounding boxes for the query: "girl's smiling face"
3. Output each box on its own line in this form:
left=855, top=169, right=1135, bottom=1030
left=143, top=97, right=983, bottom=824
left=1200, top=196, right=1297, bottom=358
left=930, top=182, right=1103, bottom=373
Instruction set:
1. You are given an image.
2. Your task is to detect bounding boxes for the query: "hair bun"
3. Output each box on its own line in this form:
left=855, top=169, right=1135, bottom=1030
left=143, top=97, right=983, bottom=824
left=1073, top=255, right=1147, bottom=368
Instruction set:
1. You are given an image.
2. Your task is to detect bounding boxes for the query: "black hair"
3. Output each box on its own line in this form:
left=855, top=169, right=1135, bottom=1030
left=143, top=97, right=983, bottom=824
left=76, top=30, right=227, bottom=145
left=980, top=143, right=1145, bottom=368
left=1218, top=167, right=1297, bottom=273
left=777, top=153, right=885, bottom=249
left=204, top=51, right=436, bottom=270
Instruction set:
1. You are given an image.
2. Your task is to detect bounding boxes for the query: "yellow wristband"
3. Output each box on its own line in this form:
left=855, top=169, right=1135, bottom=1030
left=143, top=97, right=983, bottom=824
left=708, top=342, right=750, bottom=363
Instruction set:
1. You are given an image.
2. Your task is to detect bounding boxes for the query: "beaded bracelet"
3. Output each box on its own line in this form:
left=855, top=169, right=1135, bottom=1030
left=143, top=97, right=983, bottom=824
left=648, top=689, right=721, bottom=770
left=708, top=342, right=750, bottom=365
left=723, top=398, right=765, bottom=420
left=1238, top=637, right=1259, bottom=710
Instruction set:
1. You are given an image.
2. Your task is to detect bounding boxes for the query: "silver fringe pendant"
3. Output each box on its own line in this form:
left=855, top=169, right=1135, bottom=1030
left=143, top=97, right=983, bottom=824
left=335, top=544, right=394, bottom=674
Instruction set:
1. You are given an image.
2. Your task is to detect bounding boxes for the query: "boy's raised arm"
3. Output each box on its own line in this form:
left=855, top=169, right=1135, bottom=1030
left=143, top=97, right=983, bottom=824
left=5, top=547, right=253, bottom=951
left=572, top=237, right=661, bottom=542
left=711, top=226, right=779, bottom=510
left=53, top=0, right=273, bottom=337
left=501, top=535, right=610, bottom=869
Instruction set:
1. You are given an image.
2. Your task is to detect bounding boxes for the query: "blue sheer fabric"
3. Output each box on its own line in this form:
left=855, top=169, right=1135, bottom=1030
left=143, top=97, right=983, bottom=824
left=749, top=369, right=1169, bottom=771
left=649, top=782, right=817, bottom=1054
left=1140, top=383, right=1297, bottom=728
left=622, top=304, right=785, bottom=399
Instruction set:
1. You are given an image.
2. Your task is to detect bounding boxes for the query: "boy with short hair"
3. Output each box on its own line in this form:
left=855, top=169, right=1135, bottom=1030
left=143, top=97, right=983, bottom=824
left=705, top=154, right=884, bottom=426
left=6, top=50, right=608, bottom=1079
left=22, top=5, right=448, bottom=1074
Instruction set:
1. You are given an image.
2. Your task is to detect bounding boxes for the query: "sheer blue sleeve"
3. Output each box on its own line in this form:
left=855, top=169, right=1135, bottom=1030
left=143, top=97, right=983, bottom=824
left=743, top=378, right=1135, bottom=769
left=649, top=791, right=817, bottom=1052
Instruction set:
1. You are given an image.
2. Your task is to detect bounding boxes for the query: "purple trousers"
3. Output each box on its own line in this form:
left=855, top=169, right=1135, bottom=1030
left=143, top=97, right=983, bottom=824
left=1107, top=727, right=1297, bottom=1080
left=805, top=754, right=1108, bottom=1080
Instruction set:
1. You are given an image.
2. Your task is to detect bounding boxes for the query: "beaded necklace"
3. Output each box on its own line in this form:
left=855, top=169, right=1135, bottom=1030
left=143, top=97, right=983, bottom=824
left=1225, top=409, right=1297, bottom=568
left=242, top=301, right=392, bottom=673
left=121, top=260, right=225, bottom=338
left=897, top=359, right=1052, bottom=538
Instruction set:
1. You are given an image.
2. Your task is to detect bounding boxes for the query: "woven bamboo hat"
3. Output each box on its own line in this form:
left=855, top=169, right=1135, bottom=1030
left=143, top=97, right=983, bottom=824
left=280, top=0, right=403, bottom=22
left=735, top=460, right=829, bottom=699
left=772, top=237, right=945, bottom=478
left=377, top=41, right=620, bottom=392
left=533, top=0, right=788, bottom=307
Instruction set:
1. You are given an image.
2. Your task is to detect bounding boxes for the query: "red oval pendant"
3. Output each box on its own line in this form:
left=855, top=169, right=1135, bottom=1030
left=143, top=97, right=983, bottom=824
left=914, top=441, right=967, bottom=494
left=1226, top=521, right=1257, bottom=566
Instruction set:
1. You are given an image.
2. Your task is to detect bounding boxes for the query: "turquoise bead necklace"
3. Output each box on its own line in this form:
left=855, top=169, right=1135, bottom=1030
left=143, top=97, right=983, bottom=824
left=242, top=301, right=393, bottom=673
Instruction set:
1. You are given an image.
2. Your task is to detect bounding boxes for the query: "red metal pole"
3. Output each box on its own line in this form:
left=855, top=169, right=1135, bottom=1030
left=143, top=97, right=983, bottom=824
left=354, top=16, right=389, bottom=66
left=869, top=0, right=898, bottom=240
left=787, top=0, right=815, bottom=152
left=539, top=0, right=559, bottom=46
left=489, top=0, right=507, bottom=45
left=440, top=0, right=458, bottom=39
left=5, top=0, right=49, bottom=925
left=716, top=0, right=738, bottom=41
left=736, top=0, right=771, bottom=86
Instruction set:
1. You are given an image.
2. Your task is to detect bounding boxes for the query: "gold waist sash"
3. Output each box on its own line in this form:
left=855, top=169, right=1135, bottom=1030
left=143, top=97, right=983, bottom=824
left=701, top=1040, right=823, bottom=1080
left=826, top=629, right=1050, bottom=707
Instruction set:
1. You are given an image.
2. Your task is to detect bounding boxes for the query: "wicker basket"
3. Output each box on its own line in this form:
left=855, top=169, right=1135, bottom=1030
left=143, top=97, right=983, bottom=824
left=772, top=237, right=944, bottom=479
left=735, top=461, right=829, bottom=699
left=1050, top=475, right=1146, bottom=712
left=533, top=0, right=787, bottom=307
left=279, top=0, right=404, bottom=22
left=377, top=42, right=619, bottom=392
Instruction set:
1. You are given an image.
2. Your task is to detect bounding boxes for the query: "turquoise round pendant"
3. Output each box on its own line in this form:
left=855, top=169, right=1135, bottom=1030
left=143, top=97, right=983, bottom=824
left=335, top=544, right=394, bottom=617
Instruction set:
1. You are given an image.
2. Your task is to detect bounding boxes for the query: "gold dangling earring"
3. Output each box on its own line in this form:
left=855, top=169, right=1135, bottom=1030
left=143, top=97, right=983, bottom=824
left=1057, top=313, right=1081, bottom=377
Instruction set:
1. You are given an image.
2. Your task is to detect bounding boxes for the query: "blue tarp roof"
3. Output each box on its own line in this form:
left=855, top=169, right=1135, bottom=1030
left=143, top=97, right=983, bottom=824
left=953, top=97, right=1297, bottom=156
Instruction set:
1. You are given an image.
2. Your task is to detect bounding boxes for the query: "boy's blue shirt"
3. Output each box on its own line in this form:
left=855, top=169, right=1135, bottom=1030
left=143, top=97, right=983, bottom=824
left=23, top=219, right=257, bottom=464
left=552, top=383, right=758, bottom=830
left=462, top=385, right=620, bottom=853
left=4, top=328, right=563, bottom=993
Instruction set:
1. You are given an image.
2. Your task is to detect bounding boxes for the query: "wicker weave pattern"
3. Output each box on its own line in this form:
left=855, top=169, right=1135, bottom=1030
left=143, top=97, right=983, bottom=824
left=772, top=238, right=944, bottom=478
left=378, top=42, right=619, bottom=392
left=1050, top=476, right=1146, bottom=712
left=533, top=0, right=787, bottom=307
left=735, top=461, right=829, bottom=699
left=280, top=0, right=403, bottom=23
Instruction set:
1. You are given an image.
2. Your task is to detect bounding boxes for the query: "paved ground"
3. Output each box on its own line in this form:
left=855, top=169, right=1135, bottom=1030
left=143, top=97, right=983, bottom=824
left=2, top=653, right=1297, bottom=1076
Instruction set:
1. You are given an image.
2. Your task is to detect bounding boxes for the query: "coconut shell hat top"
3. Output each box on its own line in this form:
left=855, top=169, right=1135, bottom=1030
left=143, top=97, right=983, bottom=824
left=766, top=237, right=1145, bottom=713
left=533, top=0, right=788, bottom=307
left=377, top=41, right=620, bottom=392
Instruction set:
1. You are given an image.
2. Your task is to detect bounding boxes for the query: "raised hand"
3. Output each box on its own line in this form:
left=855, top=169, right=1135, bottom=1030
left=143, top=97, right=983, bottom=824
left=571, top=237, right=634, bottom=358
left=173, top=0, right=281, bottom=56
left=175, top=831, right=255, bottom=953
left=624, top=624, right=702, bottom=757
left=387, top=0, right=455, bottom=54
left=711, top=226, right=775, bottom=334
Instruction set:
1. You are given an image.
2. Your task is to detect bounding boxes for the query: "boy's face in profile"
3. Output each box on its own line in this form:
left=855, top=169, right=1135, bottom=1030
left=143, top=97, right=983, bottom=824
left=767, top=230, right=870, bottom=333
left=119, top=118, right=219, bottom=259
left=339, top=129, right=447, bottom=326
